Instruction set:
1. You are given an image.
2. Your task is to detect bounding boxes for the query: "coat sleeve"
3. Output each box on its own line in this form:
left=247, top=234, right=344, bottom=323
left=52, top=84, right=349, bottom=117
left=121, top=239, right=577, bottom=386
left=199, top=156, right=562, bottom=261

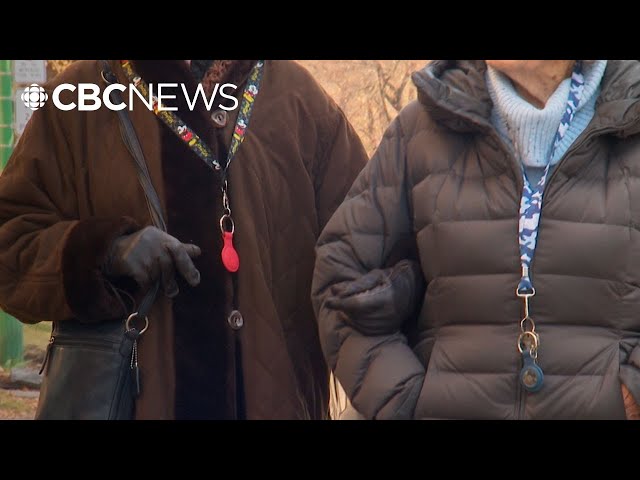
left=313, top=107, right=369, bottom=232
left=312, top=117, right=427, bottom=420
left=0, top=98, right=139, bottom=325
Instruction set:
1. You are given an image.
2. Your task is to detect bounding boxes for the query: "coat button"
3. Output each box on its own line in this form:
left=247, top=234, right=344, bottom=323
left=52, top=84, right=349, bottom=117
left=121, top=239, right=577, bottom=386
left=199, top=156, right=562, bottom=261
left=211, top=109, right=228, bottom=128
left=227, top=310, right=244, bottom=330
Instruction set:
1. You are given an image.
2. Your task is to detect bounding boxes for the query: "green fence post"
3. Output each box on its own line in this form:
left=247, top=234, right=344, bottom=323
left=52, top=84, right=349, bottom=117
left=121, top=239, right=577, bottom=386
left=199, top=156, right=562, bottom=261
left=0, top=59, right=24, bottom=368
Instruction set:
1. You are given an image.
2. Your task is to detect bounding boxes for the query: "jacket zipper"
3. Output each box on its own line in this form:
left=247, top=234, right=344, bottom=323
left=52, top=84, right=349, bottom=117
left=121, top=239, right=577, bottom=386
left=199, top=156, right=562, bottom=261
left=486, top=123, right=629, bottom=201
left=543, top=124, right=626, bottom=189
left=486, top=123, right=632, bottom=420
left=515, top=374, right=525, bottom=419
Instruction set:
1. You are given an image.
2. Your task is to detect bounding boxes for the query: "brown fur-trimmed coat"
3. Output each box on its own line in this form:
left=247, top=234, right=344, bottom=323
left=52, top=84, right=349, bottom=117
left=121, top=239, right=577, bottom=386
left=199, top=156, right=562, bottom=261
left=0, top=60, right=367, bottom=419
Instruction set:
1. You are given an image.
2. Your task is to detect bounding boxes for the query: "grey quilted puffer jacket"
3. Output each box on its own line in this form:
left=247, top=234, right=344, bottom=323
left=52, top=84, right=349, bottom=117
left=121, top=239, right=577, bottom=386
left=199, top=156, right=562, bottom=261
left=312, top=60, right=640, bottom=420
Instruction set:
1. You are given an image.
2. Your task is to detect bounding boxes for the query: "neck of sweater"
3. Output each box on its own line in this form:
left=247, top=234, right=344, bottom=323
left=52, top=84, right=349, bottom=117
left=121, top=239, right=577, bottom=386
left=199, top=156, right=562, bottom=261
left=486, top=60, right=607, bottom=169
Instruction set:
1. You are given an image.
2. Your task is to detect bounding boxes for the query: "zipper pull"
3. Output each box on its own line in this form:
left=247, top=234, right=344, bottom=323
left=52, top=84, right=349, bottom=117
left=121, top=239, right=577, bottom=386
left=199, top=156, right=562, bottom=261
left=130, top=339, right=141, bottom=397
left=131, top=364, right=141, bottom=397
left=39, top=336, right=54, bottom=375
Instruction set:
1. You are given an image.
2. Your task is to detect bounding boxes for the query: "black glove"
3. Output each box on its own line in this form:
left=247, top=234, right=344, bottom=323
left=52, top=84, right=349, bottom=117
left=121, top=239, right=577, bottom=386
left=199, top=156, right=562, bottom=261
left=104, top=226, right=201, bottom=298
left=326, top=259, right=425, bottom=336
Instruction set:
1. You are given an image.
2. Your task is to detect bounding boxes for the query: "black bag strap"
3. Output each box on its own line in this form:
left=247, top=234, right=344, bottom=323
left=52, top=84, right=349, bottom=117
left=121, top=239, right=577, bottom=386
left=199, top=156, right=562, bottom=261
left=100, top=60, right=164, bottom=320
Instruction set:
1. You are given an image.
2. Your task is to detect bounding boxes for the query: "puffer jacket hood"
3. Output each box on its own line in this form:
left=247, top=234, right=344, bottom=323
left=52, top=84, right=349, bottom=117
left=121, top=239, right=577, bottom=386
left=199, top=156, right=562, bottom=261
left=412, top=60, right=640, bottom=137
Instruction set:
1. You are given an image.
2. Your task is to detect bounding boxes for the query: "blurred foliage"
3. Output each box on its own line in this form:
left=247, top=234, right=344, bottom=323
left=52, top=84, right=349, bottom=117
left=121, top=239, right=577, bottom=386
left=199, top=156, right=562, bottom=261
left=301, top=60, right=427, bottom=154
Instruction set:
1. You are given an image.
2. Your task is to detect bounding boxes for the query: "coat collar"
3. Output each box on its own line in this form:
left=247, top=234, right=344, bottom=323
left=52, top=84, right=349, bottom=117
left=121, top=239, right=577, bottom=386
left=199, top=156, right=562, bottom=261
left=119, top=60, right=256, bottom=154
left=412, top=60, right=640, bottom=138
left=130, top=60, right=256, bottom=94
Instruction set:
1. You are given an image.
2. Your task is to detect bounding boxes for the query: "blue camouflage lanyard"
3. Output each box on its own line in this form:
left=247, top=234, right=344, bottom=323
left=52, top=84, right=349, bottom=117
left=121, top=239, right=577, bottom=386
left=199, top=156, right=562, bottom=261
left=515, top=61, right=585, bottom=393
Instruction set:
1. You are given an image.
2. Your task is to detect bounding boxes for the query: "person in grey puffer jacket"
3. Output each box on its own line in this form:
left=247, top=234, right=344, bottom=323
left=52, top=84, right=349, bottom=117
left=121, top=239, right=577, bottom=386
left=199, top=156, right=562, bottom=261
left=312, top=60, right=640, bottom=420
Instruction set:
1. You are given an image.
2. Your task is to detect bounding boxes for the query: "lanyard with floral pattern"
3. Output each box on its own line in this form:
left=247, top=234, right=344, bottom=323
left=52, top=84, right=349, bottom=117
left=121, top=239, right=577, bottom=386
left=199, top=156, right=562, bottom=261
left=120, top=60, right=265, bottom=273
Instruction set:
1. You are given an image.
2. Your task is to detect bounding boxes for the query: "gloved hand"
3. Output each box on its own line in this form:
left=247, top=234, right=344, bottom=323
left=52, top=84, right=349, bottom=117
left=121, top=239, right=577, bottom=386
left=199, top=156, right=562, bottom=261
left=325, top=259, right=425, bottom=336
left=104, top=226, right=201, bottom=298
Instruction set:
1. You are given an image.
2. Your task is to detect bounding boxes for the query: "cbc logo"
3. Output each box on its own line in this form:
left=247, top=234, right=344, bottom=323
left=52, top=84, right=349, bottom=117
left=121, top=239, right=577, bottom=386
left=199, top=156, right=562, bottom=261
left=18, top=82, right=240, bottom=112
left=21, top=84, right=48, bottom=111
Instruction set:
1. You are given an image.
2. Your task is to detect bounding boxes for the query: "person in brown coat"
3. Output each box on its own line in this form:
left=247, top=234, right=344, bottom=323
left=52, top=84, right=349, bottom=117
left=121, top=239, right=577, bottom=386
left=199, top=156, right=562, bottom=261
left=0, top=60, right=367, bottom=419
left=313, top=60, right=640, bottom=420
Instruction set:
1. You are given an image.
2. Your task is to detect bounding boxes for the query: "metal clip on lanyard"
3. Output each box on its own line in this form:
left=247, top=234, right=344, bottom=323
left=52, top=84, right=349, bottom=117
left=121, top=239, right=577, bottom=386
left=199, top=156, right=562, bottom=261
left=514, top=61, right=585, bottom=394
left=120, top=60, right=265, bottom=273
left=516, top=287, right=543, bottom=393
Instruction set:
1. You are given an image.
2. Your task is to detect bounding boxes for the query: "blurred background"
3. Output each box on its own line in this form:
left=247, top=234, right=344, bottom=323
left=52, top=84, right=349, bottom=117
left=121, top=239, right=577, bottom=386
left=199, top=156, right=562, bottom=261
left=0, top=59, right=427, bottom=419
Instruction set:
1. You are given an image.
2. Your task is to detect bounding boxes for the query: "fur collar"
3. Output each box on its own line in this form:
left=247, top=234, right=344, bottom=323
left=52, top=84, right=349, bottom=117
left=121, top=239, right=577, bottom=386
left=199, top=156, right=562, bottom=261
left=128, top=59, right=258, bottom=419
left=132, top=60, right=256, bottom=95
left=130, top=60, right=256, bottom=153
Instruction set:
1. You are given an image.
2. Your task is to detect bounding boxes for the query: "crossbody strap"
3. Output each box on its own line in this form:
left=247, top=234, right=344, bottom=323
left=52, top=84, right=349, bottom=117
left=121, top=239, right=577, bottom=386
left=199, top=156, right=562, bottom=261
left=100, top=60, right=164, bottom=320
